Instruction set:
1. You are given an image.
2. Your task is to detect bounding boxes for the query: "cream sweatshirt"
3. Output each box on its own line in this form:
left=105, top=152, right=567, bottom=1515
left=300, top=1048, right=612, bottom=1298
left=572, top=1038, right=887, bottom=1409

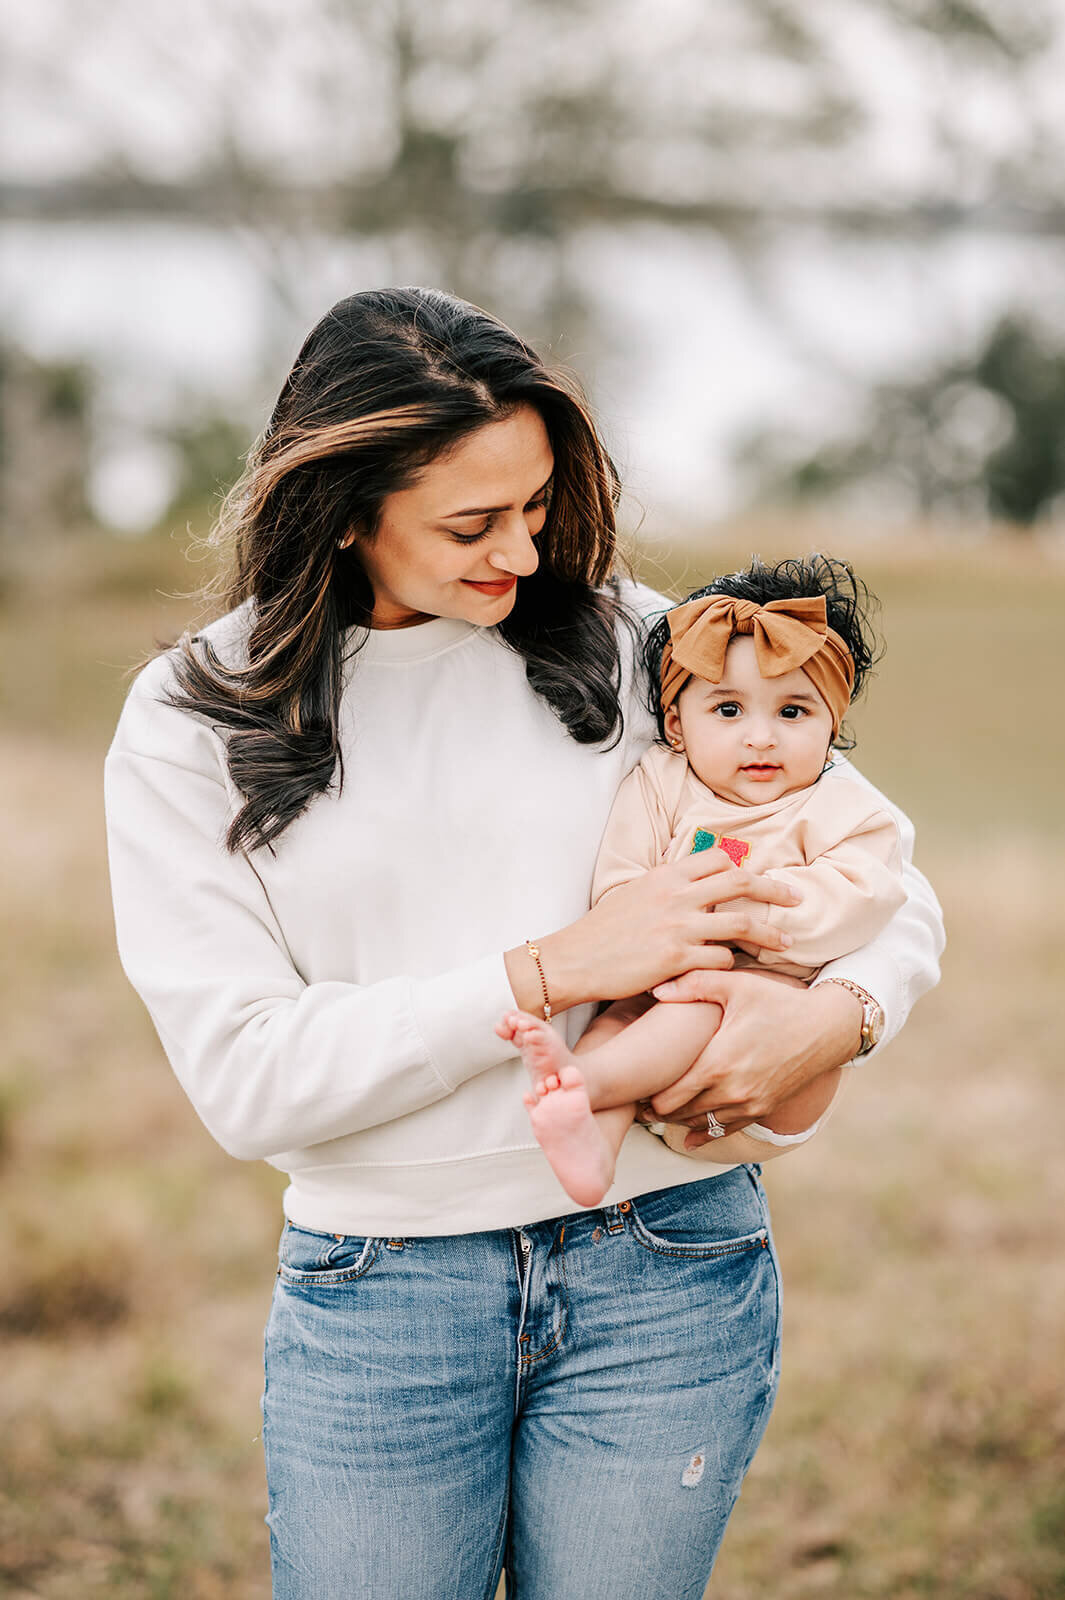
left=104, top=584, right=944, bottom=1235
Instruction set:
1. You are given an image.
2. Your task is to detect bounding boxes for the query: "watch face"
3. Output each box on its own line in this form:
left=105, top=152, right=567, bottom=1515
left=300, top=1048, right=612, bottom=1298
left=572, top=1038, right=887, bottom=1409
left=865, top=1003, right=884, bottom=1048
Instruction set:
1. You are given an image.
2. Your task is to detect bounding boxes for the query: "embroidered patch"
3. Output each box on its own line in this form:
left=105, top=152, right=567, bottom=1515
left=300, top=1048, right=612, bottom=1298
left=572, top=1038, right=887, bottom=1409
left=690, top=830, right=751, bottom=867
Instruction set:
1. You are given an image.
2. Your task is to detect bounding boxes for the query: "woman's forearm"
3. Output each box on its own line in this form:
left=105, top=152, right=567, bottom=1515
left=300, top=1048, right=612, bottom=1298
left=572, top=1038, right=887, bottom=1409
left=504, top=851, right=803, bottom=1017
left=647, top=969, right=864, bottom=1123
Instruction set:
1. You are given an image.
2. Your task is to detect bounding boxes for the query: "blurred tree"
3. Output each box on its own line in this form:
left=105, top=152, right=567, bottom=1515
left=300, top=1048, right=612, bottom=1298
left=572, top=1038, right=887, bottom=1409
left=0, top=349, right=93, bottom=542
left=4, top=0, right=1065, bottom=528
left=736, top=316, right=1065, bottom=528
left=165, top=411, right=253, bottom=520
left=6, top=0, right=1062, bottom=309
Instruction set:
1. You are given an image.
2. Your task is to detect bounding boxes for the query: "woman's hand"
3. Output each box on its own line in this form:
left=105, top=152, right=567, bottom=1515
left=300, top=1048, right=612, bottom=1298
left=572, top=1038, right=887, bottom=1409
left=645, top=969, right=863, bottom=1138
left=505, top=848, right=801, bottom=1015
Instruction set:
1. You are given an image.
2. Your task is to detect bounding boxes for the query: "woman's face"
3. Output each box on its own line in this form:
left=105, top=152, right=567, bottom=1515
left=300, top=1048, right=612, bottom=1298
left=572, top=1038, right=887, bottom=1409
left=353, top=404, right=555, bottom=629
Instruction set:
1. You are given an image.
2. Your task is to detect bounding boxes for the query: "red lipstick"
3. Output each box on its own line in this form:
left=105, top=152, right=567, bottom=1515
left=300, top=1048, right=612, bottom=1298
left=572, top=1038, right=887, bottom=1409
left=462, top=576, right=517, bottom=597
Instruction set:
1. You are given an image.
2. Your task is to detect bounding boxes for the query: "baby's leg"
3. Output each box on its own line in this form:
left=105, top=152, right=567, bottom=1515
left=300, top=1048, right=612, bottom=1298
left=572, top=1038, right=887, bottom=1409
left=580, top=1000, right=838, bottom=1149
left=668, top=1066, right=846, bottom=1165
left=754, top=1066, right=842, bottom=1136
left=497, top=1004, right=723, bottom=1208
left=499, top=1002, right=723, bottom=1115
left=573, top=993, right=656, bottom=1053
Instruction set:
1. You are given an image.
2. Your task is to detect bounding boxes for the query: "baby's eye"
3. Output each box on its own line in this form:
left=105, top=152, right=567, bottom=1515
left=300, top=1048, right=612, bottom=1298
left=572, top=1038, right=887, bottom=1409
left=712, top=702, right=741, bottom=719
left=779, top=705, right=807, bottom=720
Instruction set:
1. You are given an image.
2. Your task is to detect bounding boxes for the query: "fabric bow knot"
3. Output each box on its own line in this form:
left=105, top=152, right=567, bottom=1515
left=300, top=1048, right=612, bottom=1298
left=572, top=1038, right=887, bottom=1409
left=660, top=593, right=855, bottom=735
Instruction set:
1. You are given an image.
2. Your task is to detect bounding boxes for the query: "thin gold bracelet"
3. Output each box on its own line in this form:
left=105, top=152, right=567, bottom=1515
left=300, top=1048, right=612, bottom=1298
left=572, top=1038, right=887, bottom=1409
left=525, top=940, right=553, bottom=1022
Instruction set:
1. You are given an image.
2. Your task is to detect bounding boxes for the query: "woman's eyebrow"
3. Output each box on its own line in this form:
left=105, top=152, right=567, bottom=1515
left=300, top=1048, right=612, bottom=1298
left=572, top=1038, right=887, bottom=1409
left=441, top=472, right=554, bottom=519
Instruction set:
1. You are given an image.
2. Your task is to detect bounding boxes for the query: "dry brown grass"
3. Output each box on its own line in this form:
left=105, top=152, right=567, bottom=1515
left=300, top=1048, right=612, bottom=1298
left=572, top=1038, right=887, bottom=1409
left=1, top=528, right=1062, bottom=1597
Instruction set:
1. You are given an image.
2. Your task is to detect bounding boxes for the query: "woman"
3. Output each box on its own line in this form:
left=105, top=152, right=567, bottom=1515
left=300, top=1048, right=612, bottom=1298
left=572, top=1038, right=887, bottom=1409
left=105, top=288, right=943, bottom=1599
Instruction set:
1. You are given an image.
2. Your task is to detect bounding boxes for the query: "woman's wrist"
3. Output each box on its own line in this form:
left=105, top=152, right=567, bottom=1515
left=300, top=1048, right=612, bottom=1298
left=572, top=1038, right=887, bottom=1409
left=805, top=979, right=865, bottom=1070
left=503, top=924, right=589, bottom=1017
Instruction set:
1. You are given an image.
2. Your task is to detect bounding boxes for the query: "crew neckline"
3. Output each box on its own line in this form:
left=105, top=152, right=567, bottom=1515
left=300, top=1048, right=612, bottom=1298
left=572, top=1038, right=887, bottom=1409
left=349, top=615, right=481, bottom=664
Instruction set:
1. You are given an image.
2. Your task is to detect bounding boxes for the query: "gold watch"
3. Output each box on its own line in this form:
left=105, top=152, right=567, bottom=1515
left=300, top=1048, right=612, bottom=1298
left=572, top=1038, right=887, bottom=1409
left=818, top=977, right=884, bottom=1058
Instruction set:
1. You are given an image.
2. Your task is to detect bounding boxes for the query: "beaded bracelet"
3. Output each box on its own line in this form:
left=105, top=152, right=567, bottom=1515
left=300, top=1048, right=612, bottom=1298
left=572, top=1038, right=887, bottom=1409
left=525, top=940, right=552, bottom=1022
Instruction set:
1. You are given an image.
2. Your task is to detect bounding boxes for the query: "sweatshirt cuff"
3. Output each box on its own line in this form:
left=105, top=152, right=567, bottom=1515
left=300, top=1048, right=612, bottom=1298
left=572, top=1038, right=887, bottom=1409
left=411, top=950, right=521, bottom=1090
left=812, top=948, right=904, bottom=1062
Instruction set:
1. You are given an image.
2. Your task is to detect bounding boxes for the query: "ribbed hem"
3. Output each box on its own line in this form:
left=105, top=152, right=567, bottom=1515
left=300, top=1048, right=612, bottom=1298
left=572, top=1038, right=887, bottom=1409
left=279, top=1128, right=741, bottom=1237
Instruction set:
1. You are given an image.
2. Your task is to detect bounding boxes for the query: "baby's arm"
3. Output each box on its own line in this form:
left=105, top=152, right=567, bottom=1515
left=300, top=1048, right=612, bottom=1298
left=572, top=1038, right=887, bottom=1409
left=660, top=795, right=902, bottom=1164
left=734, top=794, right=907, bottom=970
left=590, top=757, right=677, bottom=905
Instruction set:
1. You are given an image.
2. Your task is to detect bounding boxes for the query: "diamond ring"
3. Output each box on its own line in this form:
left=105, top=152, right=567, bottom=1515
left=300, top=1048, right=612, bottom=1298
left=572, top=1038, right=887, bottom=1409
left=705, top=1111, right=727, bottom=1138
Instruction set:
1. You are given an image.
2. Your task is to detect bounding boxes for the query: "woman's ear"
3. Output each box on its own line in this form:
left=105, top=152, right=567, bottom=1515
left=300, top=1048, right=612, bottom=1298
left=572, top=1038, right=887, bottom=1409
left=337, top=529, right=357, bottom=551
left=663, top=704, right=684, bottom=752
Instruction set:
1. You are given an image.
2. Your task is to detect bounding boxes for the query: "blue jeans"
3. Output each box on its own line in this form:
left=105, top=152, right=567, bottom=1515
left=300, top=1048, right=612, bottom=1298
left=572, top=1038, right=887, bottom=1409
left=262, top=1166, right=781, bottom=1599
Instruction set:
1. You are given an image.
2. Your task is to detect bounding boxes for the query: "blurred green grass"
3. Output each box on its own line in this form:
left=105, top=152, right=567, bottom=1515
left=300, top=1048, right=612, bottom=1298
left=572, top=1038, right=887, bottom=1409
left=1, top=525, right=1063, bottom=1598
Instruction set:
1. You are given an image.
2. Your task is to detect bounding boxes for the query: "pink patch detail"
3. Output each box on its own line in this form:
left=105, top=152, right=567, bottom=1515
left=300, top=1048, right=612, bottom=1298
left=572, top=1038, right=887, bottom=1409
left=718, top=836, right=751, bottom=867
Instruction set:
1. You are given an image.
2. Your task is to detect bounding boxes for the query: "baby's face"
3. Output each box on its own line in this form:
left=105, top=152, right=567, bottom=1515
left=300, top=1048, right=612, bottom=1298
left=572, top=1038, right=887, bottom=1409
left=664, top=635, right=835, bottom=806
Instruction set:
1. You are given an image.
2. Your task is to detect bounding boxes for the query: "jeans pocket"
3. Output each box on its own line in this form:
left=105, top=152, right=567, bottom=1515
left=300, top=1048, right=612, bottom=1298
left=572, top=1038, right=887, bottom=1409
left=276, top=1223, right=383, bottom=1286
left=624, top=1170, right=769, bottom=1260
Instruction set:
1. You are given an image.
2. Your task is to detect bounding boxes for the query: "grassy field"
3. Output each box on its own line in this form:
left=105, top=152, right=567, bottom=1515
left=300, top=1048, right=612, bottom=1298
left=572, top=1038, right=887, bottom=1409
left=0, top=526, right=1063, bottom=1598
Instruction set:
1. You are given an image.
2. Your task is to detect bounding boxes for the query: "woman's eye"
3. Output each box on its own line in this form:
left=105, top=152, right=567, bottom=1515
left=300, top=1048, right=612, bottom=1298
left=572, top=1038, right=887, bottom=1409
left=447, top=491, right=548, bottom=545
left=447, top=518, right=494, bottom=544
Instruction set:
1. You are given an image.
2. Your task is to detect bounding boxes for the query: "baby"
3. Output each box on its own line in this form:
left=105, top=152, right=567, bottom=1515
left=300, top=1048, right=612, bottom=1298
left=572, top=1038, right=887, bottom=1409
left=498, top=554, right=906, bottom=1208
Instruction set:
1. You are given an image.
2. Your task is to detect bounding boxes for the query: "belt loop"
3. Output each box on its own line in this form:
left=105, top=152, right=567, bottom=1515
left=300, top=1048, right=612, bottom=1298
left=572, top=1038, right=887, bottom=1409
left=602, top=1204, right=625, bottom=1235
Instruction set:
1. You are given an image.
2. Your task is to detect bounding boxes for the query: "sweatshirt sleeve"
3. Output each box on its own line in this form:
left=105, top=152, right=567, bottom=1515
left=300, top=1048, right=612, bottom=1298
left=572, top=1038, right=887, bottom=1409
left=590, top=757, right=674, bottom=905
left=104, top=661, right=520, bottom=1163
left=738, top=798, right=907, bottom=970
left=809, top=761, right=944, bottom=1058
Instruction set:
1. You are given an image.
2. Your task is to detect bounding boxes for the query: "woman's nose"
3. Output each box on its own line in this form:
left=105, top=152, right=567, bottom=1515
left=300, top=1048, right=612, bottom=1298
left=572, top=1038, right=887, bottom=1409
left=487, top=514, right=540, bottom=577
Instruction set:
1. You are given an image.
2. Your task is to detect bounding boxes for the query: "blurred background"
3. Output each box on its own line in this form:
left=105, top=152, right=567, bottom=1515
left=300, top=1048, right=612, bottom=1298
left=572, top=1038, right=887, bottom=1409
left=1, top=3, right=1063, bottom=1596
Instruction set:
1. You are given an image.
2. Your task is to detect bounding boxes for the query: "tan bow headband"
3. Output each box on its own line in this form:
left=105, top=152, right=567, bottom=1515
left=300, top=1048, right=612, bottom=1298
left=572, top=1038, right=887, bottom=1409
left=660, top=594, right=855, bottom=736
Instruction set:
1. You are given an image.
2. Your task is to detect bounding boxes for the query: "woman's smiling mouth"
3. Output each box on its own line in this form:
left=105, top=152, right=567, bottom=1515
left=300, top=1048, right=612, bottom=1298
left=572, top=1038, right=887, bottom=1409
left=462, top=576, right=518, bottom=596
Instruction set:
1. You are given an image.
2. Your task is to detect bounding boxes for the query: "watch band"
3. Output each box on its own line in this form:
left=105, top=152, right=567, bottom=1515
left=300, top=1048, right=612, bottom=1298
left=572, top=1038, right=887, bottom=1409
left=816, top=977, right=884, bottom=1058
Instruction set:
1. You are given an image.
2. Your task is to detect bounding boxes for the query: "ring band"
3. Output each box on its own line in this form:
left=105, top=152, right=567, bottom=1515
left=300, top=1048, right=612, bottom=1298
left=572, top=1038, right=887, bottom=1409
left=705, top=1111, right=726, bottom=1138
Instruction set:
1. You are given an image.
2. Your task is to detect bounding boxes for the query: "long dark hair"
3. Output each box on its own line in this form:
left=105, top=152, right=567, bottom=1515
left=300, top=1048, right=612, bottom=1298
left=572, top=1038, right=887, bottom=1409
left=643, top=553, right=882, bottom=751
left=168, top=288, right=630, bottom=852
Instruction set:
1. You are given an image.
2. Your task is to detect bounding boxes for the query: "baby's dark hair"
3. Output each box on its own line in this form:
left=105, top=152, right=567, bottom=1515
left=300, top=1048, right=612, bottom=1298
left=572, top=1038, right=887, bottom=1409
left=643, top=552, right=881, bottom=751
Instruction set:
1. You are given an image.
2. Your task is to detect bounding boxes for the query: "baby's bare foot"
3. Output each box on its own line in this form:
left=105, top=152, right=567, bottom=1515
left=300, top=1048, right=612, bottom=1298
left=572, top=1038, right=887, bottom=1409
left=526, top=1065, right=616, bottom=1210
left=499, top=1011, right=618, bottom=1206
left=500, top=1010, right=575, bottom=1084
